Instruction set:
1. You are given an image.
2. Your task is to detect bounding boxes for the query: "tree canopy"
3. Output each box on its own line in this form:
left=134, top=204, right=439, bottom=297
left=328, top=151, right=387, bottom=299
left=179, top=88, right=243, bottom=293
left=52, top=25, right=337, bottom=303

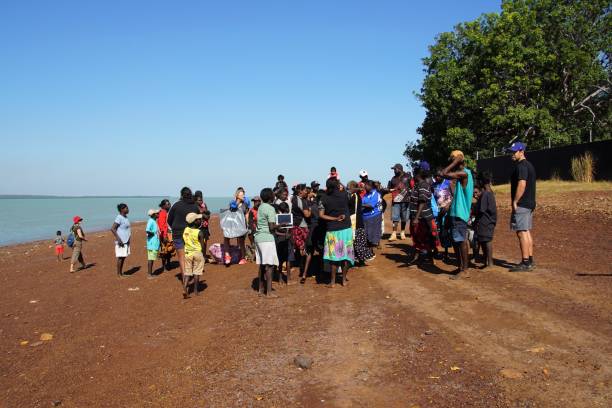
left=406, top=0, right=611, bottom=168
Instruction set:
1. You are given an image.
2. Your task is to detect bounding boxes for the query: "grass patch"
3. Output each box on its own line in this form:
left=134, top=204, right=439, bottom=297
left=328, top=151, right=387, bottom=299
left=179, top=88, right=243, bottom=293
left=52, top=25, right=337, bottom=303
left=493, top=180, right=612, bottom=194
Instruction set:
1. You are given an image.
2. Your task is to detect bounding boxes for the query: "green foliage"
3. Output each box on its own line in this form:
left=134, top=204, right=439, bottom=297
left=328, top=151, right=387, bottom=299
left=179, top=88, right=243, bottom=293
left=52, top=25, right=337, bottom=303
left=407, top=0, right=611, bottom=168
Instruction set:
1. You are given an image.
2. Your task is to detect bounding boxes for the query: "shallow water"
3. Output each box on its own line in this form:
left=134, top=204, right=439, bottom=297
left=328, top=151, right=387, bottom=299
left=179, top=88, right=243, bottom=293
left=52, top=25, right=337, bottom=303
left=0, top=196, right=232, bottom=246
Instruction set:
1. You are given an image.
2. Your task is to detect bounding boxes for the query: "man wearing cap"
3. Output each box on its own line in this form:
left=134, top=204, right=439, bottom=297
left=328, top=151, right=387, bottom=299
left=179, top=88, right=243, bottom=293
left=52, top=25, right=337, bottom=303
left=387, top=164, right=411, bottom=241
left=508, top=142, right=536, bottom=272
left=358, top=170, right=369, bottom=198
left=440, top=150, right=474, bottom=279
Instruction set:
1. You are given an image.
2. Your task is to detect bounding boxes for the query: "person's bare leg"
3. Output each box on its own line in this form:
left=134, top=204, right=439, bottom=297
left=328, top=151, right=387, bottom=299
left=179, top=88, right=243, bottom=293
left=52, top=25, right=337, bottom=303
left=266, top=266, right=277, bottom=297
left=177, top=248, right=186, bottom=275
left=117, top=257, right=125, bottom=276
left=517, top=231, right=529, bottom=260
left=526, top=231, right=533, bottom=257
left=329, top=264, right=337, bottom=288
left=461, top=241, right=470, bottom=276
left=302, top=254, right=312, bottom=283
left=258, top=265, right=265, bottom=296
left=182, top=273, right=190, bottom=299
left=486, top=242, right=493, bottom=267
left=239, top=236, right=246, bottom=260
left=341, top=261, right=348, bottom=286
left=194, top=275, right=200, bottom=296
left=78, top=252, right=85, bottom=269
left=148, top=260, right=154, bottom=276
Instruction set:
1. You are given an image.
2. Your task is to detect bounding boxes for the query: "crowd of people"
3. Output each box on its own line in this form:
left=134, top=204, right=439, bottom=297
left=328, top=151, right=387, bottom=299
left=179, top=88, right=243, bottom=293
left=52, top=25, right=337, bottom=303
left=55, top=143, right=537, bottom=298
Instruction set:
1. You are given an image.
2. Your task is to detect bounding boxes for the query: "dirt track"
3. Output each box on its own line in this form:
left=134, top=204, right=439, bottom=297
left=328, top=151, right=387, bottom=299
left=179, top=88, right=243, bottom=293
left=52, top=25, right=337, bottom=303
left=1, top=191, right=611, bottom=407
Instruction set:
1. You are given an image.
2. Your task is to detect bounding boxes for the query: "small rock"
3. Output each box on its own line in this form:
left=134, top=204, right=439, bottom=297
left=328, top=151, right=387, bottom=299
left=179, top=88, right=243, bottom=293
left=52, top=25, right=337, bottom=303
left=542, top=368, right=550, bottom=377
left=424, top=330, right=434, bottom=336
left=20, top=340, right=29, bottom=346
left=29, top=341, right=44, bottom=347
left=40, top=333, right=53, bottom=341
left=127, top=287, right=140, bottom=291
left=51, top=400, right=62, bottom=406
left=294, top=355, right=313, bottom=369
left=500, top=368, right=524, bottom=379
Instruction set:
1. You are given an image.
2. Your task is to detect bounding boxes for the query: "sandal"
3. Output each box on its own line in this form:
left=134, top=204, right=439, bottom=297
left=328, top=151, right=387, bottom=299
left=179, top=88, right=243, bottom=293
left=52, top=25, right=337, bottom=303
left=224, top=253, right=231, bottom=265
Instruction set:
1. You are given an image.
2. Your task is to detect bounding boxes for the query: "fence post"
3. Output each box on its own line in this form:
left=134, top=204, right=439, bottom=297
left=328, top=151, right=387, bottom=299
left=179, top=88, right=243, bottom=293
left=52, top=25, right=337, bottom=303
left=548, top=137, right=551, bottom=148
left=476, top=151, right=479, bottom=160
left=493, top=147, right=496, bottom=157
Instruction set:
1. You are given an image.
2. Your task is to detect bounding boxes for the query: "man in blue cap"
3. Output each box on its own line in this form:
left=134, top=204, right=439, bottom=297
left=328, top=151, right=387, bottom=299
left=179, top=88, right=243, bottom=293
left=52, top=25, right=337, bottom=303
left=508, top=141, right=536, bottom=272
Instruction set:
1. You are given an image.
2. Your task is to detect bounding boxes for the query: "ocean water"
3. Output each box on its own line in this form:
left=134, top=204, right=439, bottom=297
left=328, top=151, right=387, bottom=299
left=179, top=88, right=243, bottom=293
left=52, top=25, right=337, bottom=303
left=0, top=197, right=232, bottom=246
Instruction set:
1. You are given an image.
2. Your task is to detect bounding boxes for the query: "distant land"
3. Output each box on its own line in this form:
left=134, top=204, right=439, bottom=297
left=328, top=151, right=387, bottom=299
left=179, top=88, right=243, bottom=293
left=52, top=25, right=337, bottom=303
left=0, top=195, right=171, bottom=199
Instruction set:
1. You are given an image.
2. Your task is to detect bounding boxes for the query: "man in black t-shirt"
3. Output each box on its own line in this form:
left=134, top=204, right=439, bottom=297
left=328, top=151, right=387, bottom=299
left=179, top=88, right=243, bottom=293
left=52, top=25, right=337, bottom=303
left=508, top=142, right=536, bottom=272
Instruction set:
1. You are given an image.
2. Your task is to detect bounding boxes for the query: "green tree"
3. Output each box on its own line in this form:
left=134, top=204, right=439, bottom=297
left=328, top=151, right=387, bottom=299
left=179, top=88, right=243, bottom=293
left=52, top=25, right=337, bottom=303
left=407, top=0, right=611, bottom=168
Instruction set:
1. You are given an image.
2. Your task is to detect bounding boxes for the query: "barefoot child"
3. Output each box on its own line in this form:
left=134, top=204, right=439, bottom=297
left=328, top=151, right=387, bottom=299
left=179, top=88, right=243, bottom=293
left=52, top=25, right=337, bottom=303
left=54, top=231, right=65, bottom=261
left=146, top=209, right=161, bottom=278
left=182, top=212, right=205, bottom=299
left=474, top=175, right=497, bottom=268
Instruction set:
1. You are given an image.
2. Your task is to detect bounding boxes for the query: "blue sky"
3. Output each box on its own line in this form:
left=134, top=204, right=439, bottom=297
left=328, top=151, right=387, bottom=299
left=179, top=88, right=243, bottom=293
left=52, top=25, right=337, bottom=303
left=0, top=0, right=499, bottom=196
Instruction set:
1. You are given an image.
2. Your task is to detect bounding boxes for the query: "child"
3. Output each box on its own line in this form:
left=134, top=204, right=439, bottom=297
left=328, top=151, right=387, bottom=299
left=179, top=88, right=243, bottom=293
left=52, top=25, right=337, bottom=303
left=146, top=209, right=161, bottom=278
left=274, top=202, right=292, bottom=285
left=54, top=231, right=64, bottom=262
left=328, top=166, right=340, bottom=181
left=474, top=176, right=497, bottom=268
left=182, top=212, right=205, bottom=299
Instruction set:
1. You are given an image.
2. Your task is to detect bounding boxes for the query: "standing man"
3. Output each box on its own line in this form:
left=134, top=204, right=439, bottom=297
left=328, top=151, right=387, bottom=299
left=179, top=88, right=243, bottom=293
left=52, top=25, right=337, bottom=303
left=387, top=164, right=411, bottom=241
left=508, top=142, right=536, bottom=272
left=440, top=151, right=474, bottom=279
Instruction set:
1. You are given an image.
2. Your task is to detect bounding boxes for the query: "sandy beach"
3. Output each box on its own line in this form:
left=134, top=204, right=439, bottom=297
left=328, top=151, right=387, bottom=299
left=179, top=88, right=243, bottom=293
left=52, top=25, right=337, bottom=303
left=1, top=188, right=611, bottom=407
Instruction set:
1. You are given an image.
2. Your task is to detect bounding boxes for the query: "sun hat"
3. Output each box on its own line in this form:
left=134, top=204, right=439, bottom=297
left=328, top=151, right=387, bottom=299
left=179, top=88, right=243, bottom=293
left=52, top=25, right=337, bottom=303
left=186, top=212, right=203, bottom=224
left=508, top=142, right=527, bottom=152
left=147, top=209, right=160, bottom=216
left=73, top=216, right=83, bottom=224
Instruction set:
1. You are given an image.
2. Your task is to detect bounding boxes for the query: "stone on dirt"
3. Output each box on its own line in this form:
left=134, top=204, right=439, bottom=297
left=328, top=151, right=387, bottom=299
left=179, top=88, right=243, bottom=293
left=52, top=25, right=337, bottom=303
left=294, top=355, right=313, bottom=369
left=499, top=368, right=524, bottom=379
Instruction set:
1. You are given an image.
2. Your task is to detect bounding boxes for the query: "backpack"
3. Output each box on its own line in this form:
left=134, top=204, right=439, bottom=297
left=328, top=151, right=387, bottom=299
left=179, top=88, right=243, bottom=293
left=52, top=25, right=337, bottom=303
left=67, top=233, right=75, bottom=248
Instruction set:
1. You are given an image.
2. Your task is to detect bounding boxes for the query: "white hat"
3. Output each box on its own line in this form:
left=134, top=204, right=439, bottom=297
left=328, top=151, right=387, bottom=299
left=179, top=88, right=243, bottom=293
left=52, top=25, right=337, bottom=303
left=147, top=209, right=160, bottom=216
left=186, top=212, right=203, bottom=224
left=359, top=169, right=368, bottom=177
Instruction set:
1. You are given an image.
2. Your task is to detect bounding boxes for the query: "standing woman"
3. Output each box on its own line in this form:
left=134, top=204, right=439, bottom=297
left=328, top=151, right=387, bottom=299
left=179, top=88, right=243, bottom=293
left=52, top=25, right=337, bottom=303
left=319, top=178, right=354, bottom=287
left=362, top=181, right=383, bottom=249
left=290, top=184, right=311, bottom=284
left=157, top=199, right=173, bottom=270
left=194, top=191, right=212, bottom=262
left=70, top=216, right=87, bottom=272
left=111, top=203, right=131, bottom=277
left=347, top=181, right=375, bottom=264
left=224, top=187, right=250, bottom=265
left=254, top=188, right=284, bottom=298
left=168, top=187, right=200, bottom=277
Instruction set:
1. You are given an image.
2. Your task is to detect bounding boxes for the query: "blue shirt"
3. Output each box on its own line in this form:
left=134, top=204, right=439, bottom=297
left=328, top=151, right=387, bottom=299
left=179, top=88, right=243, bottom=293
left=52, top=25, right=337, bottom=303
left=449, top=168, right=474, bottom=222
left=114, top=214, right=131, bottom=244
left=362, top=189, right=382, bottom=220
left=146, top=218, right=160, bottom=251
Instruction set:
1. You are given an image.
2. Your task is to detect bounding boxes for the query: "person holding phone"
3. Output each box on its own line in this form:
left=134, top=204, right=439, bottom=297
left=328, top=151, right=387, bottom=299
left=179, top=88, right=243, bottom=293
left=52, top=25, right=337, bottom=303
left=318, top=178, right=354, bottom=287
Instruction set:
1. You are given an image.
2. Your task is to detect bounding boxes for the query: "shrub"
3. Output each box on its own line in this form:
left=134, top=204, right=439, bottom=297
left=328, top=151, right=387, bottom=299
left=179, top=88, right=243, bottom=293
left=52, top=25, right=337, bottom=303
left=570, top=152, right=595, bottom=183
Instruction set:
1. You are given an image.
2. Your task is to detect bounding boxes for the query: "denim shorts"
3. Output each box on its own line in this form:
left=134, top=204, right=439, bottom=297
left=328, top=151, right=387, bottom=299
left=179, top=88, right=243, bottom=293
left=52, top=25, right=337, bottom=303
left=450, top=217, right=468, bottom=242
left=173, top=235, right=185, bottom=250
left=391, top=202, right=409, bottom=223
left=511, top=207, right=533, bottom=231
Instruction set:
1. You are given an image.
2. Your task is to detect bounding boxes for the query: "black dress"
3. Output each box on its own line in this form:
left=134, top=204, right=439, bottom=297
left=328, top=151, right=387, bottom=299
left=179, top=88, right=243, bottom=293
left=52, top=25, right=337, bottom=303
left=475, top=191, right=497, bottom=242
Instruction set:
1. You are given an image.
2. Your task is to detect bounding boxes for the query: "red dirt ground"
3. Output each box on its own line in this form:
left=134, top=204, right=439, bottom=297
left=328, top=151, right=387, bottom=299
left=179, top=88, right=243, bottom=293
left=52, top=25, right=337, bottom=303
left=1, top=191, right=611, bottom=407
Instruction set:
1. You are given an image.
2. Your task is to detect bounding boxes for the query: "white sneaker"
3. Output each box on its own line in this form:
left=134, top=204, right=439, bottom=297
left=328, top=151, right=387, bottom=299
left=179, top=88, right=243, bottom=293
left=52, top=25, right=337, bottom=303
left=388, top=233, right=397, bottom=242
left=400, top=232, right=407, bottom=240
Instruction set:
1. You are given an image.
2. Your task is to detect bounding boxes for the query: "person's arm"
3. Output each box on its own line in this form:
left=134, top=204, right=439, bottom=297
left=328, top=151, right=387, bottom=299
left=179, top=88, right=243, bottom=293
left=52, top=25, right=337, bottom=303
left=167, top=205, right=175, bottom=227
left=199, top=231, right=206, bottom=254
left=440, top=157, right=467, bottom=184
left=111, top=221, right=123, bottom=246
left=300, top=198, right=311, bottom=218
left=413, top=202, right=425, bottom=224
left=513, top=181, right=526, bottom=211
left=77, top=227, right=87, bottom=241
left=146, top=222, right=155, bottom=238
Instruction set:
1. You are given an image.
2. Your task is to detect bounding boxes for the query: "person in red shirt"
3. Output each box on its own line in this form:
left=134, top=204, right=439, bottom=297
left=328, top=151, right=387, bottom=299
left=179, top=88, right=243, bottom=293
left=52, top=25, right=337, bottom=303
left=247, top=196, right=261, bottom=250
left=157, top=199, right=172, bottom=270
